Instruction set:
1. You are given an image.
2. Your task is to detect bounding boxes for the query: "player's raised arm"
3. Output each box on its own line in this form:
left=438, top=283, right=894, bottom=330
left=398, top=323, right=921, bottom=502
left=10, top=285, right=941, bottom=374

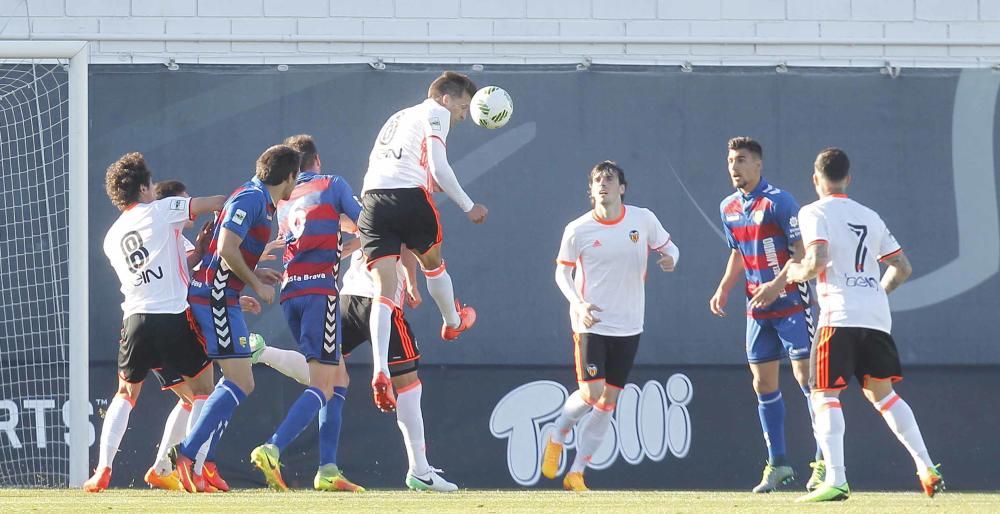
left=190, top=195, right=226, bottom=216
left=425, top=136, right=487, bottom=223
left=218, top=227, right=273, bottom=304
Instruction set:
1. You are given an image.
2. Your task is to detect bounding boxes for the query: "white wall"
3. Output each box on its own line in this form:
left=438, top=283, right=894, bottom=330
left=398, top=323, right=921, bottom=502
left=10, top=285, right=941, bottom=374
left=0, top=0, right=998, bottom=67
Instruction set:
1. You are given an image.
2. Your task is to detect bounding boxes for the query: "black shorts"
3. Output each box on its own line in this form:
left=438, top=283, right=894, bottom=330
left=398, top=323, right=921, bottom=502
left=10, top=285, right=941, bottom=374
left=573, top=332, right=641, bottom=388
left=118, top=311, right=211, bottom=385
left=340, top=295, right=420, bottom=377
left=810, top=326, right=903, bottom=391
left=358, top=188, right=442, bottom=264
left=152, top=367, right=185, bottom=390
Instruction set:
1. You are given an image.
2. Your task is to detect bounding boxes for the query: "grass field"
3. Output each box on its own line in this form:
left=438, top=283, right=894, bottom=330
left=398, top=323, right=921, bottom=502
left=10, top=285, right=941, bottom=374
left=1, top=489, right=997, bottom=513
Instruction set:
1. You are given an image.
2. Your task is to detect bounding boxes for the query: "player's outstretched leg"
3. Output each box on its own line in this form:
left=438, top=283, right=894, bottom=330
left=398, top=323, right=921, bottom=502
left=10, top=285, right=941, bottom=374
left=396, top=378, right=457, bottom=492
left=84, top=388, right=136, bottom=492
left=870, top=388, right=942, bottom=497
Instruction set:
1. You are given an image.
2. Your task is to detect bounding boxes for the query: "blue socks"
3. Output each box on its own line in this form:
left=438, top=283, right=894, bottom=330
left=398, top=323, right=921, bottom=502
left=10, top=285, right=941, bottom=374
left=181, top=379, right=246, bottom=459
left=318, top=386, right=348, bottom=466
left=801, top=385, right=823, bottom=461
left=757, top=390, right=787, bottom=466
left=268, top=386, right=327, bottom=452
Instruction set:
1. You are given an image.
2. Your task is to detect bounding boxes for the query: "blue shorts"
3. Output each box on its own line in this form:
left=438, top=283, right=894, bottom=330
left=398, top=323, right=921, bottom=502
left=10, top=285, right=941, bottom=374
left=190, top=300, right=251, bottom=359
left=282, top=294, right=341, bottom=364
left=746, top=309, right=813, bottom=364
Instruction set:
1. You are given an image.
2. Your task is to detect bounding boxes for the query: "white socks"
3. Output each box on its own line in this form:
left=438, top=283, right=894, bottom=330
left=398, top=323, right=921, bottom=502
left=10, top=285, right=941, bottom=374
left=395, top=381, right=429, bottom=475
left=813, top=396, right=846, bottom=486
left=153, top=400, right=191, bottom=475
left=570, top=405, right=613, bottom=473
left=875, top=392, right=934, bottom=473
left=424, top=263, right=460, bottom=328
left=370, top=298, right=393, bottom=377
left=259, top=346, right=311, bottom=386
left=96, top=396, right=133, bottom=470
left=551, top=390, right=594, bottom=443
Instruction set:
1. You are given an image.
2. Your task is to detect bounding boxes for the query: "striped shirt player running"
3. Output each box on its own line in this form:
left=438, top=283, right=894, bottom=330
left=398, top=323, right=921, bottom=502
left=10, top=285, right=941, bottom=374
left=249, top=135, right=365, bottom=492
left=170, top=145, right=301, bottom=493
left=85, top=154, right=224, bottom=492
left=709, top=137, right=825, bottom=493
left=754, top=148, right=944, bottom=502
left=541, top=161, right=680, bottom=492
left=358, top=71, right=486, bottom=413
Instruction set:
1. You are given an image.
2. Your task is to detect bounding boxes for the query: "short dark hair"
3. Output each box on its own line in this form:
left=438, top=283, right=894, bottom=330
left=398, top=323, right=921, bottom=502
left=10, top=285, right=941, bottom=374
left=255, top=145, right=301, bottom=186
left=105, top=152, right=152, bottom=210
left=728, top=136, right=763, bottom=159
left=589, top=160, right=627, bottom=203
left=814, top=147, right=850, bottom=182
left=283, top=134, right=318, bottom=171
left=428, top=71, right=477, bottom=100
left=154, top=180, right=187, bottom=200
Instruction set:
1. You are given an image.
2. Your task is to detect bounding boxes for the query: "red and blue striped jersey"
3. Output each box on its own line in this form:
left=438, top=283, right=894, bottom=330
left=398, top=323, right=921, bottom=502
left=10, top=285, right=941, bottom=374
left=189, top=176, right=275, bottom=305
left=720, top=178, right=805, bottom=319
left=276, top=171, right=362, bottom=302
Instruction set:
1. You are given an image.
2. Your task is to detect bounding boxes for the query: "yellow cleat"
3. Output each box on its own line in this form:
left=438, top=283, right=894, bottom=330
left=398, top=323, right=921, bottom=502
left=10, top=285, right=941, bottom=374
left=144, top=466, right=183, bottom=491
left=250, top=443, right=289, bottom=492
left=563, top=471, right=589, bottom=492
left=314, top=464, right=366, bottom=492
left=541, top=438, right=563, bottom=480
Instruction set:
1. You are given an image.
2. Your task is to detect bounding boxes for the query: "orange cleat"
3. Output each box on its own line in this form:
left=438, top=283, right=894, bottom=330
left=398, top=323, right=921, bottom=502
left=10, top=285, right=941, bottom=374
left=441, top=300, right=476, bottom=341
left=143, top=466, right=182, bottom=491
left=169, top=445, right=198, bottom=493
left=920, top=466, right=945, bottom=498
left=202, top=461, right=230, bottom=492
left=83, top=466, right=111, bottom=493
left=372, top=372, right=396, bottom=413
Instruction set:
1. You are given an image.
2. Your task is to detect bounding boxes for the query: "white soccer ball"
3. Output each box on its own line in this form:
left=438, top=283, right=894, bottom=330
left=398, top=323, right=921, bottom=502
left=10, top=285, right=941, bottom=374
left=470, top=86, right=513, bottom=129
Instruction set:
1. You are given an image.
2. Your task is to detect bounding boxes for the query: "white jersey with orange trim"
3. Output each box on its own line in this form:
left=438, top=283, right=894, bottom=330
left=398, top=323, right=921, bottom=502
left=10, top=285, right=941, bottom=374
left=798, top=194, right=901, bottom=333
left=556, top=205, right=672, bottom=337
left=103, top=197, right=194, bottom=318
left=340, top=249, right=407, bottom=306
left=363, top=98, right=451, bottom=193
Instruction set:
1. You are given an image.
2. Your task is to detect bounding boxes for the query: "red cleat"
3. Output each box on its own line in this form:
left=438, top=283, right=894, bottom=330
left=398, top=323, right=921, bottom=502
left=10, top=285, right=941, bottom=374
left=169, top=445, right=198, bottom=493
left=83, top=466, right=111, bottom=493
left=441, top=300, right=476, bottom=341
left=371, top=371, right=396, bottom=413
left=202, top=461, right=230, bottom=492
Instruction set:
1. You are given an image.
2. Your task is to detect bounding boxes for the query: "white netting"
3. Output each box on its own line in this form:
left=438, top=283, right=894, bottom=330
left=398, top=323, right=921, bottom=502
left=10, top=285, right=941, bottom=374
left=0, top=60, right=71, bottom=487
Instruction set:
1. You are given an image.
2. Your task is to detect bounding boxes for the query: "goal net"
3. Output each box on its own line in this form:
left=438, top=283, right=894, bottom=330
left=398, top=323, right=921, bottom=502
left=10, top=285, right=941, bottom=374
left=0, top=42, right=88, bottom=488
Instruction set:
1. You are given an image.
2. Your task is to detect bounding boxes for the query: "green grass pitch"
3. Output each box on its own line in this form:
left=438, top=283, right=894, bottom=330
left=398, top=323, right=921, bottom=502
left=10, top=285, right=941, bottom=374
left=1, top=490, right=997, bottom=513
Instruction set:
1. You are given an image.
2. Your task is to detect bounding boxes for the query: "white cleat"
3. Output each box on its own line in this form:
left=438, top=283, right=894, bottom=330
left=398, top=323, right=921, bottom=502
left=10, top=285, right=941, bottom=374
left=405, top=468, right=458, bottom=492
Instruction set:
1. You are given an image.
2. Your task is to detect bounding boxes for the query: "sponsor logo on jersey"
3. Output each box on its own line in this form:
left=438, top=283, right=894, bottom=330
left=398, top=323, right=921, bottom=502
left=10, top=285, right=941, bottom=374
left=726, top=214, right=741, bottom=222
left=845, top=275, right=880, bottom=289
left=628, top=230, right=640, bottom=243
left=232, top=209, right=247, bottom=225
left=170, top=199, right=185, bottom=211
left=429, top=117, right=442, bottom=132
left=789, top=216, right=799, bottom=228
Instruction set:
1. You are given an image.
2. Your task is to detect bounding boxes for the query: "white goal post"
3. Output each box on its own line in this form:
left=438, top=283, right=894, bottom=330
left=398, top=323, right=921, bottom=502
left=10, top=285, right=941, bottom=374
left=0, top=41, right=88, bottom=488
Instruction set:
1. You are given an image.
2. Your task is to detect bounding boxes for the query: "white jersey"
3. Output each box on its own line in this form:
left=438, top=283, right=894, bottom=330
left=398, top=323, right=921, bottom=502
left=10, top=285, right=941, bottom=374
left=557, top=205, right=672, bottom=337
left=103, top=197, right=194, bottom=318
left=798, top=194, right=902, bottom=333
left=363, top=98, right=451, bottom=193
left=340, top=249, right=407, bottom=306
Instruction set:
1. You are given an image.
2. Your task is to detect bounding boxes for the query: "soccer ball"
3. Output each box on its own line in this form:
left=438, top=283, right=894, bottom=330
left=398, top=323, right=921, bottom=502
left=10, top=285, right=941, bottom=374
left=470, top=86, right=513, bottom=129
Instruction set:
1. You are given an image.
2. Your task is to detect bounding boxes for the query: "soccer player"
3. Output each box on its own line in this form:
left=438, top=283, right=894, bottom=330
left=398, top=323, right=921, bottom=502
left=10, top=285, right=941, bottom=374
left=250, top=135, right=364, bottom=492
left=249, top=245, right=459, bottom=492
left=170, top=145, right=300, bottom=493
left=86, top=153, right=224, bottom=492
left=359, top=71, right=486, bottom=412
left=541, top=161, right=679, bottom=492
left=708, top=137, right=824, bottom=492
left=750, top=148, right=944, bottom=502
